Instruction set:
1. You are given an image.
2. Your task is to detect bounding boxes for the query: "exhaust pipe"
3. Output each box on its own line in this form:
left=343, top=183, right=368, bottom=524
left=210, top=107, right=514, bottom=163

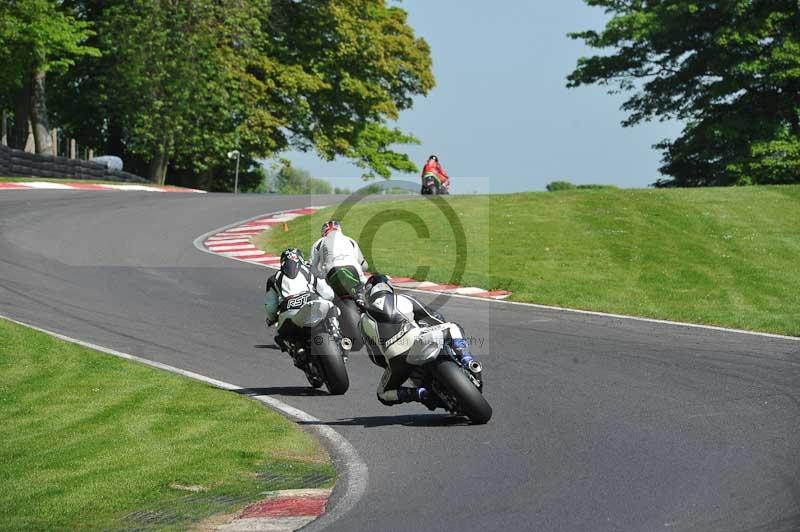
left=467, top=360, right=482, bottom=374
left=340, top=337, right=353, bottom=351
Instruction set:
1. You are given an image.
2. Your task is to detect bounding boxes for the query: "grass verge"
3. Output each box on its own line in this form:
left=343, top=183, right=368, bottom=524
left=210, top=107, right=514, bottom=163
left=259, top=185, right=800, bottom=336
left=0, top=318, right=334, bottom=531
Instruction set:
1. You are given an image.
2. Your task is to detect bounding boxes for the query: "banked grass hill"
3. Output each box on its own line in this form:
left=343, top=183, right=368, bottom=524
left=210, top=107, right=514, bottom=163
left=260, top=185, right=800, bottom=336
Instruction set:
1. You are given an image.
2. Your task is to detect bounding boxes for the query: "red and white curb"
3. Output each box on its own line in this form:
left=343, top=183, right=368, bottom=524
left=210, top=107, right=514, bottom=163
left=218, top=489, right=332, bottom=531
left=201, top=207, right=512, bottom=300
left=0, top=181, right=205, bottom=193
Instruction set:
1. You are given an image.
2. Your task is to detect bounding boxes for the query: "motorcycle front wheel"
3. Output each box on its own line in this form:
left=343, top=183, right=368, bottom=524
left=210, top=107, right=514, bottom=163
left=311, top=332, right=350, bottom=395
left=433, top=360, right=492, bottom=424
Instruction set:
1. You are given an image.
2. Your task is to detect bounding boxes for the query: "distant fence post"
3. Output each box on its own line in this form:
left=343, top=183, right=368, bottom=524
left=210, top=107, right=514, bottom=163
left=69, top=138, right=76, bottom=159
left=1, top=111, right=7, bottom=146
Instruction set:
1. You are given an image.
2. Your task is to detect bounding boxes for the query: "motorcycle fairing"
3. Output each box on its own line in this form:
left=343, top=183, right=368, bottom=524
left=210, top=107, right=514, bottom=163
left=278, top=294, right=338, bottom=329
left=407, top=323, right=454, bottom=366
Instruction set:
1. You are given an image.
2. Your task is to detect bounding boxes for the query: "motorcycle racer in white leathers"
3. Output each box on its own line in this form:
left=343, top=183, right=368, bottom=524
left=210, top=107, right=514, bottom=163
left=265, top=248, right=336, bottom=346
left=309, top=220, right=368, bottom=304
left=359, top=274, right=480, bottom=408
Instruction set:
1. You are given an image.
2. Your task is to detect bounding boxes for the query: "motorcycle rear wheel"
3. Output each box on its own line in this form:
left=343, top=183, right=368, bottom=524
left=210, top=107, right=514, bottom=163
left=433, top=360, right=492, bottom=424
left=311, top=332, right=350, bottom=395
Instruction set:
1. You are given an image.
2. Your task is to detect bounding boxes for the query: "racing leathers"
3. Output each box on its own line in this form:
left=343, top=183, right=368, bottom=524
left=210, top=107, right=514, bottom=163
left=421, top=159, right=450, bottom=191
left=265, top=264, right=335, bottom=344
left=360, top=292, right=476, bottom=407
left=310, top=231, right=369, bottom=301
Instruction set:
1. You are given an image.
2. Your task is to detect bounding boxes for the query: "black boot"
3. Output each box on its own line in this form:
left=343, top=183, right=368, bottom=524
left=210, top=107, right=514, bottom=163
left=396, top=387, right=422, bottom=403
left=397, top=387, right=440, bottom=411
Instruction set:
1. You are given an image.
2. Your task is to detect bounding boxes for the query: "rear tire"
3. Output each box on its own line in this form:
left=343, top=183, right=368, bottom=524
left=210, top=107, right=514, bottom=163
left=311, top=332, right=349, bottom=395
left=433, top=360, right=492, bottom=424
left=336, top=299, right=364, bottom=351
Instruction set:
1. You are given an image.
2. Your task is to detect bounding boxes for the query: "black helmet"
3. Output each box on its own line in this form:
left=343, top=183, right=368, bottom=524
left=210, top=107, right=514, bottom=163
left=364, top=274, right=403, bottom=322
left=428, top=155, right=438, bottom=162
left=365, top=273, right=393, bottom=298
left=280, top=247, right=304, bottom=279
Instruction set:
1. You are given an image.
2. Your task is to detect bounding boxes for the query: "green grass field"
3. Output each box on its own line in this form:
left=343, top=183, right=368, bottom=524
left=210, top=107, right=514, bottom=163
left=0, top=319, right=334, bottom=531
left=260, top=185, right=800, bottom=336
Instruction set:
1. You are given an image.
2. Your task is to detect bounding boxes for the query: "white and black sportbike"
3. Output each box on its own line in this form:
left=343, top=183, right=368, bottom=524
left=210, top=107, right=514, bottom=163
left=360, top=274, right=491, bottom=424
left=266, top=249, right=351, bottom=395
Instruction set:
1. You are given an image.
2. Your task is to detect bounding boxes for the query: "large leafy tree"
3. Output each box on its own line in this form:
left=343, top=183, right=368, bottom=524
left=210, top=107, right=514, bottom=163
left=0, top=0, right=98, bottom=154
left=264, top=0, right=434, bottom=178
left=51, top=0, right=433, bottom=186
left=568, top=1, right=800, bottom=186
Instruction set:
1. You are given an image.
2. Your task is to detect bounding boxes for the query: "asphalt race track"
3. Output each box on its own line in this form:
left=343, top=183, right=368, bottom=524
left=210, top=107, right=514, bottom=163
left=1, top=191, right=798, bottom=532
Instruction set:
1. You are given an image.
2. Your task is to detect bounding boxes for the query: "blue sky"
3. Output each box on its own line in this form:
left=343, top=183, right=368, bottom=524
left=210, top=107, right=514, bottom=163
left=282, top=0, right=683, bottom=194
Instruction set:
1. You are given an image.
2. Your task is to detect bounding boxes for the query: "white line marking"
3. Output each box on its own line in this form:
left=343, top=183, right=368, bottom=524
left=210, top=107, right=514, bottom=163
left=393, top=281, right=438, bottom=289
left=206, top=238, right=251, bottom=244
left=208, top=245, right=256, bottom=252
left=0, top=313, right=368, bottom=531
left=445, top=287, right=487, bottom=295
left=225, top=226, right=272, bottom=233
left=221, top=250, right=267, bottom=258
left=267, top=215, right=302, bottom=222
left=101, top=184, right=165, bottom=192
left=20, top=181, right=75, bottom=189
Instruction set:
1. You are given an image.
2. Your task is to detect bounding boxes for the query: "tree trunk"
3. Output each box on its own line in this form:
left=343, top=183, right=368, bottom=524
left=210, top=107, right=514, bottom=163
left=147, top=138, right=169, bottom=184
left=11, top=82, right=31, bottom=150
left=29, top=69, right=53, bottom=156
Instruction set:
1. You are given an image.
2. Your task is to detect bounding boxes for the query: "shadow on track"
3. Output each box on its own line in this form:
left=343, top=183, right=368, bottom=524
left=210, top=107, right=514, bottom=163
left=233, top=386, right=329, bottom=397
left=299, top=414, right=470, bottom=428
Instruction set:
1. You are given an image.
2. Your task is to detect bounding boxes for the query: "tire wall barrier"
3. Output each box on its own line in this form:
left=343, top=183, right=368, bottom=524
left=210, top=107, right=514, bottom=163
left=0, top=145, right=148, bottom=183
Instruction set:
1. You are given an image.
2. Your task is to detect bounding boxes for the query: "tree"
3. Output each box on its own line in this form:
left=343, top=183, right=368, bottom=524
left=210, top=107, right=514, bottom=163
left=0, top=0, right=98, bottom=154
left=252, top=0, right=435, bottom=179
left=271, top=165, right=334, bottom=195
left=51, top=0, right=434, bottom=187
left=546, top=180, right=576, bottom=191
left=568, top=1, right=800, bottom=186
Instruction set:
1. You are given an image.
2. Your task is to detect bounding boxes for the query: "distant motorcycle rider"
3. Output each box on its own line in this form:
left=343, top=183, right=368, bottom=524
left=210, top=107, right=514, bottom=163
left=421, top=154, right=450, bottom=192
left=265, top=248, right=335, bottom=347
left=310, top=220, right=369, bottom=305
left=359, top=274, right=479, bottom=408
